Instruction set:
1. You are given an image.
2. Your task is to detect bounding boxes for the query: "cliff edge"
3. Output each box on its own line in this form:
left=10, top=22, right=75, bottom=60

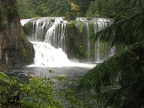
left=0, top=0, right=34, bottom=67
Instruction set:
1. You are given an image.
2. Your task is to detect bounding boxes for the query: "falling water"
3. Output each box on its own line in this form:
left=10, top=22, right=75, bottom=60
left=44, top=18, right=67, bottom=50
left=86, top=22, right=91, bottom=62
left=93, top=18, right=114, bottom=63
left=95, top=40, right=100, bottom=63
left=76, top=17, right=115, bottom=63
left=32, top=18, right=47, bottom=41
left=94, top=18, right=106, bottom=63
left=32, top=42, right=70, bottom=67
left=21, top=17, right=115, bottom=66
left=33, top=18, right=69, bottom=66
left=20, top=19, right=31, bottom=26
left=21, top=17, right=69, bottom=66
left=32, top=17, right=67, bottom=50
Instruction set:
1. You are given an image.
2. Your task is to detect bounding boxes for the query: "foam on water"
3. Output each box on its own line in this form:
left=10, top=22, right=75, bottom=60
left=27, top=42, right=95, bottom=68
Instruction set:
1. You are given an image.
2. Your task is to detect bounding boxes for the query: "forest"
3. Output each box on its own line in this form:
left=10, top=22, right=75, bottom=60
left=17, top=0, right=94, bottom=18
left=17, top=0, right=143, bottom=21
left=0, top=0, right=144, bottom=107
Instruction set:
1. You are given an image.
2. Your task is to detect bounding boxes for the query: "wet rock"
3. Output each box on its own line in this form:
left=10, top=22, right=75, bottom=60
left=0, top=1, right=34, bottom=66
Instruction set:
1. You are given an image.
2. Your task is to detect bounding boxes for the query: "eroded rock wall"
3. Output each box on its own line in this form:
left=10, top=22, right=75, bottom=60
left=0, top=0, right=34, bottom=66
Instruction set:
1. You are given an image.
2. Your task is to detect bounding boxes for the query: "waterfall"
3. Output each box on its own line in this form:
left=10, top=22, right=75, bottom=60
left=21, top=17, right=69, bottom=66
left=21, top=17, right=115, bottom=66
left=44, top=18, right=67, bottom=51
left=32, top=17, right=67, bottom=50
left=76, top=17, right=115, bottom=63
left=93, top=18, right=115, bottom=63
left=95, top=41, right=100, bottom=62
left=20, top=19, right=31, bottom=26
left=93, top=18, right=109, bottom=63
left=85, top=22, right=91, bottom=62
left=32, top=42, right=69, bottom=67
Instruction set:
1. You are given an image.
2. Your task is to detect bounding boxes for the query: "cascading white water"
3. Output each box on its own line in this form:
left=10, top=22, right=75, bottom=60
left=32, top=42, right=70, bottom=67
left=44, top=18, right=67, bottom=51
left=86, top=22, right=91, bottom=62
left=21, top=17, right=115, bottom=67
left=33, top=18, right=69, bottom=66
left=21, top=17, right=70, bottom=67
left=76, top=17, right=115, bottom=63
left=94, top=18, right=109, bottom=63
left=32, top=17, right=67, bottom=50
left=20, top=19, right=31, bottom=26
left=93, top=18, right=115, bottom=63
left=95, top=41, right=100, bottom=62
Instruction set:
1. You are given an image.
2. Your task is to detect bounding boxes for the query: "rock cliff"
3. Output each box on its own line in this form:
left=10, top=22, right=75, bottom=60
left=0, top=0, right=34, bottom=67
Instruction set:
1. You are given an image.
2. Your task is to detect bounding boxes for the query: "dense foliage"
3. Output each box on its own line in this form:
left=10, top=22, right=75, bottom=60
left=17, top=0, right=94, bottom=18
left=78, top=41, right=144, bottom=107
left=78, top=4, right=144, bottom=108
left=18, top=0, right=144, bottom=21
left=0, top=0, right=19, bottom=29
left=0, top=71, right=83, bottom=108
left=86, top=0, right=144, bottom=21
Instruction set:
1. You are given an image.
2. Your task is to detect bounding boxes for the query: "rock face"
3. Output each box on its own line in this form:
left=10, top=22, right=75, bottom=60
left=0, top=0, right=34, bottom=66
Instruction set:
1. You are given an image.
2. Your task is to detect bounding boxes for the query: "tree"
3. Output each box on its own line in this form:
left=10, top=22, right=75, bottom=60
left=86, top=0, right=144, bottom=21
left=78, top=6, right=144, bottom=108
left=17, top=0, right=37, bottom=18
left=17, top=0, right=94, bottom=18
left=17, top=0, right=71, bottom=18
left=69, top=0, right=94, bottom=16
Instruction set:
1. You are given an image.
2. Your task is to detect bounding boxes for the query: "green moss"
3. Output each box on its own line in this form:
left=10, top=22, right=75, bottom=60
left=87, top=17, right=92, bottom=20
left=79, top=22, right=83, bottom=33
left=0, top=5, right=3, bottom=29
left=50, top=19, right=55, bottom=22
left=19, top=29, right=34, bottom=64
left=98, top=42, right=111, bottom=58
left=67, top=21, right=111, bottom=60
left=89, top=22, right=95, bottom=38
left=77, top=44, right=87, bottom=58
left=0, top=4, right=6, bottom=30
left=66, top=21, right=88, bottom=59
left=0, top=0, right=19, bottom=29
left=23, top=22, right=33, bottom=35
left=22, top=44, right=26, bottom=57
left=3, top=0, right=19, bottom=23
left=67, top=21, right=75, bottom=28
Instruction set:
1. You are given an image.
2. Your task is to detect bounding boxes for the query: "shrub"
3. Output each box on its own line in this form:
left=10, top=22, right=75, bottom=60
left=0, top=71, right=83, bottom=108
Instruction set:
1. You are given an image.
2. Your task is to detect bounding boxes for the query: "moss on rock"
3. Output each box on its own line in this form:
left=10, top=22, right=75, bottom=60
left=0, top=0, right=34, bottom=66
left=23, top=22, right=33, bottom=35
left=66, top=21, right=88, bottom=60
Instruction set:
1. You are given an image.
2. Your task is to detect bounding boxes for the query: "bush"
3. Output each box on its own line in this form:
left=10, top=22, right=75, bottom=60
left=0, top=71, right=83, bottom=108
